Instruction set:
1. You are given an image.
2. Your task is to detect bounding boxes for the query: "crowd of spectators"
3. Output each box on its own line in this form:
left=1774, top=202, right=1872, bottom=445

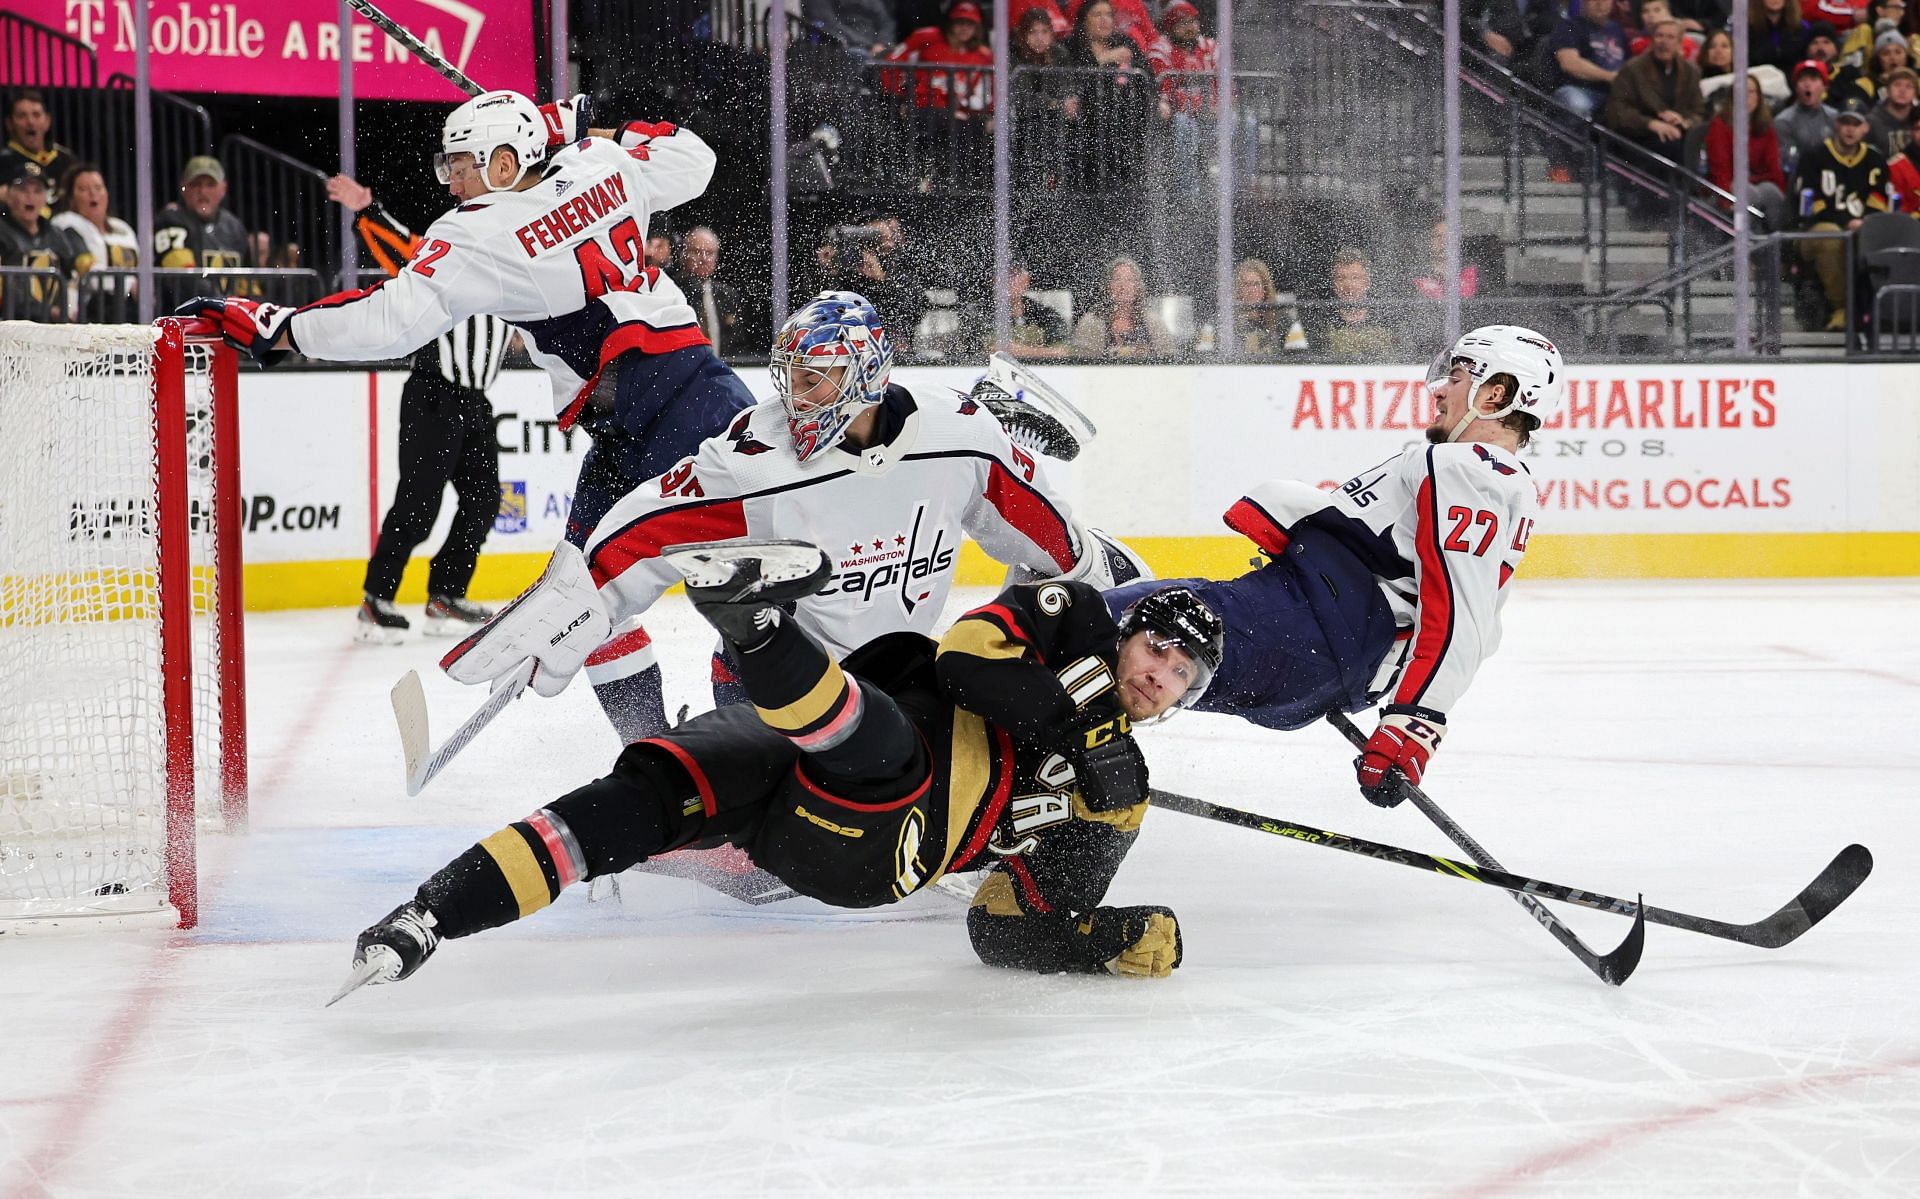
left=0, top=87, right=301, bottom=323
left=1464, top=0, right=1920, bottom=332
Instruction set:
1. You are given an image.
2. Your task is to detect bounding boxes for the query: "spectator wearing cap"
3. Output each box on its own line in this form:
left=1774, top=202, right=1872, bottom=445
left=882, top=1, right=994, bottom=187
left=1805, top=20, right=1844, bottom=63
left=1778, top=59, right=1842, bottom=170
left=51, top=163, right=139, bottom=321
left=1885, top=103, right=1920, bottom=206
left=0, top=90, right=80, bottom=212
left=1150, top=2, right=1255, bottom=206
left=1605, top=20, right=1705, bottom=159
left=1707, top=76, right=1792, bottom=229
left=1793, top=96, right=1889, bottom=329
left=0, top=161, right=84, bottom=321
left=155, top=155, right=254, bottom=305
left=1869, top=65, right=1920, bottom=152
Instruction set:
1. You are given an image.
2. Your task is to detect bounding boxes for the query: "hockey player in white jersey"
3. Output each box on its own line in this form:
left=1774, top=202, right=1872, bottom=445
left=1104, top=325, right=1562, bottom=804
left=178, top=90, right=757, bottom=740
left=435, top=290, right=1148, bottom=714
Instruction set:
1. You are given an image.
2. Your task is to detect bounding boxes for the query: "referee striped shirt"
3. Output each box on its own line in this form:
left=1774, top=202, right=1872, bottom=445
left=434, top=314, right=513, bottom=392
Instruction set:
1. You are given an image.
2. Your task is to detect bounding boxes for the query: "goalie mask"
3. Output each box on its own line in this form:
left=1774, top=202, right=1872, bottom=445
left=1116, top=587, right=1225, bottom=710
left=1428, top=325, right=1566, bottom=443
left=770, top=291, right=895, bottom=463
left=437, top=90, right=547, bottom=191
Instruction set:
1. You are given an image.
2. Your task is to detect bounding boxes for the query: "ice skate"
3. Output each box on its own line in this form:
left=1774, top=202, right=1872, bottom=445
left=422, top=594, right=494, bottom=637
left=355, top=594, right=409, bottom=645
left=326, top=900, right=441, bottom=1006
left=661, top=539, right=829, bottom=648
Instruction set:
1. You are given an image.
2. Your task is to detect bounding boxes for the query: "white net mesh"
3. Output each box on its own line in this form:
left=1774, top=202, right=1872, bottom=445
left=0, top=322, right=231, bottom=922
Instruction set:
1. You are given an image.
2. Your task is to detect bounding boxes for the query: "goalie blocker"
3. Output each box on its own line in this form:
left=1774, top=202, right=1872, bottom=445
left=334, top=540, right=1225, bottom=1002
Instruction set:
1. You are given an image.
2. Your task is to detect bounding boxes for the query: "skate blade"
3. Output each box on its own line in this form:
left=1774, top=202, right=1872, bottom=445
left=420, top=616, right=464, bottom=638
left=325, top=949, right=397, bottom=1008
left=355, top=623, right=407, bottom=647
left=660, top=538, right=826, bottom=588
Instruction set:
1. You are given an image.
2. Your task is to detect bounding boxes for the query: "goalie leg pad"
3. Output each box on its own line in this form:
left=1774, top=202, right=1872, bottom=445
left=440, top=542, right=610, bottom=698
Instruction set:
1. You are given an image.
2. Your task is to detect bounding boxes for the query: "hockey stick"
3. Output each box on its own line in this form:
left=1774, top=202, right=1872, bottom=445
left=391, top=660, right=533, bottom=796
left=1326, top=711, right=1640, bottom=985
left=1149, top=788, right=1872, bottom=950
left=346, top=0, right=483, bottom=96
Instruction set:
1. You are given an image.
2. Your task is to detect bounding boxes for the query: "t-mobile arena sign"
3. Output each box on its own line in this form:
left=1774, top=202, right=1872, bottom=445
left=33, top=0, right=532, bottom=100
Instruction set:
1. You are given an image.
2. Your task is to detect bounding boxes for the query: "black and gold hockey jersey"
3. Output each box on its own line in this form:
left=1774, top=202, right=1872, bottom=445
left=1794, top=137, right=1890, bottom=226
left=0, top=211, right=82, bottom=319
left=153, top=201, right=256, bottom=296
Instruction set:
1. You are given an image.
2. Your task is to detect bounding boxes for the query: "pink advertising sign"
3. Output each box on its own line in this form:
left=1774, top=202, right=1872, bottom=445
left=18, top=0, right=534, bottom=101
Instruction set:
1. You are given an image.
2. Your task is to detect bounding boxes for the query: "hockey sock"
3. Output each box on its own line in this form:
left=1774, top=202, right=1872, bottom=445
left=735, top=618, right=919, bottom=783
left=416, top=753, right=692, bottom=939
left=585, top=625, right=669, bottom=744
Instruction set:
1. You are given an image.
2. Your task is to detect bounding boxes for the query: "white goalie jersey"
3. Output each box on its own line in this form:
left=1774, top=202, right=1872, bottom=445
left=286, top=122, right=715, bottom=424
left=582, top=386, right=1085, bottom=657
left=1225, top=441, right=1538, bottom=718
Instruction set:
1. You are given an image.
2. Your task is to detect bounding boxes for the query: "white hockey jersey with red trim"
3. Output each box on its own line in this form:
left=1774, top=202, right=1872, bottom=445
left=1223, top=440, right=1536, bottom=718
left=583, top=386, right=1083, bottom=658
left=287, top=123, right=713, bottom=421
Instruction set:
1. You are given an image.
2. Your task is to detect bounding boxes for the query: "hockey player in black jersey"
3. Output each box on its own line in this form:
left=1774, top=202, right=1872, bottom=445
left=330, top=539, right=1224, bottom=1002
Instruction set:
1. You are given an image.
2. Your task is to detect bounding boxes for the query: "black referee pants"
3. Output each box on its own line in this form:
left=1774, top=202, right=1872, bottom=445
left=363, top=371, right=500, bottom=602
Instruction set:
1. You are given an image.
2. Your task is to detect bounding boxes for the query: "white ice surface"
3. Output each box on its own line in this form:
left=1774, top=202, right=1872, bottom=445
left=3, top=580, right=1918, bottom=1198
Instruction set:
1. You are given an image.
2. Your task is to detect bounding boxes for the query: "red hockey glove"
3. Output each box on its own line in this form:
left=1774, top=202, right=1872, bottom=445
left=1354, top=707, right=1445, bottom=807
left=538, top=93, right=593, bottom=147
left=173, top=296, right=294, bottom=366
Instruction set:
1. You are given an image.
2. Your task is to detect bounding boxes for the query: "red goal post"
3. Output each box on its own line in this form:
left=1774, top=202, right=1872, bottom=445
left=0, top=318, right=247, bottom=930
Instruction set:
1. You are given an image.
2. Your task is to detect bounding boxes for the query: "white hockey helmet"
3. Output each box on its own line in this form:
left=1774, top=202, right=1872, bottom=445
left=437, top=90, right=547, bottom=191
left=1435, top=325, right=1566, bottom=439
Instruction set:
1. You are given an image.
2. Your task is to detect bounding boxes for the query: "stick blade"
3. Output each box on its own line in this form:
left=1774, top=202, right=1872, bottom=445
left=1752, top=843, right=1874, bottom=949
left=1595, top=896, right=1647, bottom=986
left=390, top=670, right=431, bottom=796
left=325, top=955, right=386, bottom=1008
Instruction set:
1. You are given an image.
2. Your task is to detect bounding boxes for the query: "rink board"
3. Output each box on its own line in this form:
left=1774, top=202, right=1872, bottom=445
left=229, top=362, right=1920, bottom=608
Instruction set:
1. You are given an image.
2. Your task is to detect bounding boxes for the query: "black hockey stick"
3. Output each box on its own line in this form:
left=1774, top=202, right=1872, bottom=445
left=347, top=0, right=484, bottom=96
left=1148, top=789, right=1872, bottom=950
left=1326, top=710, right=1640, bottom=985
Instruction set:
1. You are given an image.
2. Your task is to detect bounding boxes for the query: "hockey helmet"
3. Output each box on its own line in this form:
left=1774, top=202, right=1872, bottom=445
left=1116, top=586, right=1225, bottom=709
left=1434, top=325, right=1567, bottom=440
left=438, top=90, right=547, bottom=191
left=770, top=291, right=895, bottom=463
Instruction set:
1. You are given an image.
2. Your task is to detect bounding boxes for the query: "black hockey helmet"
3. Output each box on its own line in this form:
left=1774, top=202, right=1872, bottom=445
left=1116, top=586, right=1225, bottom=708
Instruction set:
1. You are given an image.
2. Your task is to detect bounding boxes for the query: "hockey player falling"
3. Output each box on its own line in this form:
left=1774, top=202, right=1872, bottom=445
left=176, top=89, right=755, bottom=740
left=1104, top=325, right=1562, bottom=805
left=332, top=543, right=1225, bottom=1001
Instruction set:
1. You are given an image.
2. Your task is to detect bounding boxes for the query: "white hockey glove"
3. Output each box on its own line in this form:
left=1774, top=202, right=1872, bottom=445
left=970, top=351, right=1096, bottom=462
left=439, top=543, right=610, bottom=698
left=1003, top=525, right=1152, bottom=591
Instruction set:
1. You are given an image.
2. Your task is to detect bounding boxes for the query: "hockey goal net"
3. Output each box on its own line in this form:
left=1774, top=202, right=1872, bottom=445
left=0, top=319, right=246, bottom=930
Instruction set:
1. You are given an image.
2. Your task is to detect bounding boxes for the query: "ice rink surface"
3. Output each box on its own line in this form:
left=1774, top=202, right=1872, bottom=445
left=3, top=579, right=1917, bottom=1198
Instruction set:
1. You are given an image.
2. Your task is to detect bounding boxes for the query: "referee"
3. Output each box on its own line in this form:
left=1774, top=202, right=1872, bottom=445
left=330, top=174, right=510, bottom=643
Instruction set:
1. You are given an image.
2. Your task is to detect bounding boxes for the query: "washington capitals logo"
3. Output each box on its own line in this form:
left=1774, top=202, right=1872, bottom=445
left=727, top=411, right=775, bottom=456
left=1473, top=444, right=1517, bottom=475
left=818, top=503, right=955, bottom=616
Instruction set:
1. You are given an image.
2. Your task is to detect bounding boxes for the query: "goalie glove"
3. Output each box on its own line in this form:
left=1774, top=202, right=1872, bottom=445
left=538, top=93, right=593, bottom=147
left=1354, top=706, right=1446, bottom=807
left=1077, top=905, right=1182, bottom=978
left=440, top=543, right=611, bottom=698
left=173, top=296, right=294, bottom=366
